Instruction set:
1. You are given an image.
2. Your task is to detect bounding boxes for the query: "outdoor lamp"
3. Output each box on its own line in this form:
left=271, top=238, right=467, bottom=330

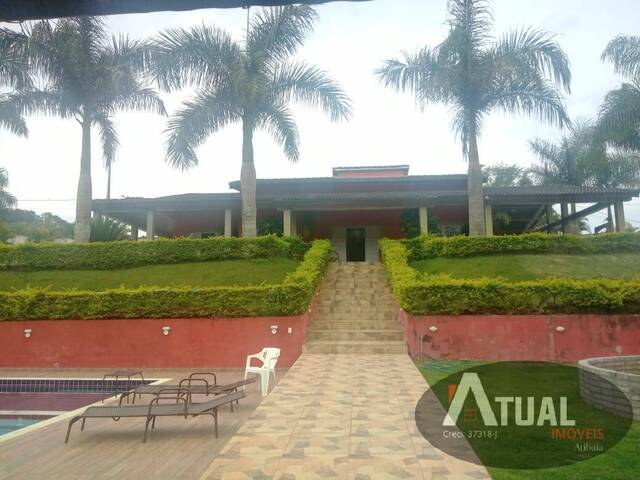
left=270, top=325, right=279, bottom=335
left=429, top=325, right=438, bottom=332
left=24, top=328, right=32, bottom=338
left=556, top=326, right=566, bottom=333
left=162, top=325, right=171, bottom=336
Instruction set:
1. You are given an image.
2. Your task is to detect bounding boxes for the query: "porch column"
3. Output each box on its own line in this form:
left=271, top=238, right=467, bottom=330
left=560, top=203, right=569, bottom=234
left=484, top=204, right=493, bottom=236
left=614, top=202, right=626, bottom=232
left=283, top=209, right=292, bottom=237
left=130, top=227, right=138, bottom=241
left=146, top=211, right=155, bottom=240
left=418, top=207, right=429, bottom=235
left=224, top=208, right=232, bottom=237
left=546, top=204, right=554, bottom=232
left=291, top=212, right=297, bottom=237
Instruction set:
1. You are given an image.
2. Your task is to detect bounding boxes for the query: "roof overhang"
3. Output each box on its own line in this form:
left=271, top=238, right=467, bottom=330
left=0, top=0, right=369, bottom=22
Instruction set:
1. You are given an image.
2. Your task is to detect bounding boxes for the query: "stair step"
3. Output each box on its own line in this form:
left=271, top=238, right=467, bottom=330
left=306, top=330, right=404, bottom=341
left=309, top=321, right=400, bottom=330
left=302, top=341, right=407, bottom=354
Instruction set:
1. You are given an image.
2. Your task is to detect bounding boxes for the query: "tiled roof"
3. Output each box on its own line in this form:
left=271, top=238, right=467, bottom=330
left=485, top=185, right=640, bottom=196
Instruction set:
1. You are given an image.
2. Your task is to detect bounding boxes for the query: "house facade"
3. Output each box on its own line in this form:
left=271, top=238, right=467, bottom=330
left=93, top=165, right=639, bottom=262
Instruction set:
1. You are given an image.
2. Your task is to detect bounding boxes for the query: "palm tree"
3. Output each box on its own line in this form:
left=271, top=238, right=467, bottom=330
left=530, top=121, right=640, bottom=231
left=376, top=0, right=571, bottom=235
left=151, top=6, right=351, bottom=237
left=0, top=167, right=17, bottom=209
left=600, top=36, right=640, bottom=151
left=0, top=28, right=31, bottom=136
left=19, top=17, right=166, bottom=242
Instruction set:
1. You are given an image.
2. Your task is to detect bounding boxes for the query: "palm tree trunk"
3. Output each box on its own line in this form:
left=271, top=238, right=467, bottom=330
left=467, top=124, right=486, bottom=236
left=240, top=118, right=257, bottom=238
left=74, top=116, right=92, bottom=243
left=106, top=162, right=112, bottom=200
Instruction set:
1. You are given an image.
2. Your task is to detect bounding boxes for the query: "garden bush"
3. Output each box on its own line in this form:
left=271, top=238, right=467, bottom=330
left=0, top=235, right=300, bottom=271
left=0, top=240, right=331, bottom=320
left=405, top=232, right=640, bottom=260
left=380, top=238, right=640, bottom=315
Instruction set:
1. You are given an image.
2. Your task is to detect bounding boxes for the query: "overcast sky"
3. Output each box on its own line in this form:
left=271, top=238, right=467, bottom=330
left=1, top=0, right=639, bottom=229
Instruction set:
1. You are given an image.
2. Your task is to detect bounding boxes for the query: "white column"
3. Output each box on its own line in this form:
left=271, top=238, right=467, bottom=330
left=418, top=207, right=429, bottom=235
left=484, top=204, right=493, bottom=236
left=224, top=208, right=232, bottom=237
left=614, top=202, right=626, bottom=232
left=146, top=211, right=155, bottom=240
left=283, top=209, right=292, bottom=237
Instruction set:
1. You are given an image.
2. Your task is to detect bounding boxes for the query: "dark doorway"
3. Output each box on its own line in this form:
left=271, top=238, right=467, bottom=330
left=346, top=227, right=366, bottom=262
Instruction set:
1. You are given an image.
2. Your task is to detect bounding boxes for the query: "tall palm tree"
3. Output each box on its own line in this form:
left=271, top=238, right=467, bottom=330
left=376, top=0, right=571, bottom=235
left=0, top=28, right=31, bottom=136
left=19, top=17, right=166, bottom=242
left=0, top=167, right=17, bottom=209
left=600, top=36, right=640, bottom=151
left=151, top=6, right=351, bottom=237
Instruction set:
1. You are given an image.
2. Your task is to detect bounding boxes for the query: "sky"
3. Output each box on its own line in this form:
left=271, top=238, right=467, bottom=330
left=1, top=0, right=639, bottom=229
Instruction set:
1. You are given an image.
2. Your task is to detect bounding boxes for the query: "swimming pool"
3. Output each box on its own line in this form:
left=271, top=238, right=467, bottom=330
left=0, top=378, right=153, bottom=436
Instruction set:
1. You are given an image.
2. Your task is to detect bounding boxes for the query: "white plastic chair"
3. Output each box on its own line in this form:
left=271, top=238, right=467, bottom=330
left=244, top=347, right=281, bottom=396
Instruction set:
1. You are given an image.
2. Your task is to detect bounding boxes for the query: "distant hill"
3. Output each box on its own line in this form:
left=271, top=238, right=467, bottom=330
left=0, top=208, right=73, bottom=242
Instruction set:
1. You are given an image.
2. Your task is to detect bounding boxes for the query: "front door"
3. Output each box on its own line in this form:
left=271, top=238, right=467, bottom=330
left=346, top=227, right=366, bottom=262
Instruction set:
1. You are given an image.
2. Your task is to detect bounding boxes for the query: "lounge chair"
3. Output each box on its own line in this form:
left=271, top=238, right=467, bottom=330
left=118, top=373, right=255, bottom=410
left=65, top=390, right=244, bottom=443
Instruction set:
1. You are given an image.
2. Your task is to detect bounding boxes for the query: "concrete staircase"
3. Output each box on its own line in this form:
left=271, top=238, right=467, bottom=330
left=303, top=262, right=407, bottom=354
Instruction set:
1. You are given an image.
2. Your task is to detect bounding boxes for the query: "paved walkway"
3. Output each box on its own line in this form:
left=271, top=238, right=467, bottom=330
left=200, top=354, right=490, bottom=480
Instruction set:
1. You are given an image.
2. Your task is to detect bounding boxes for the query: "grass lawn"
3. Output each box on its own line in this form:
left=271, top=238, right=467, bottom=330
left=417, top=360, right=640, bottom=480
left=0, top=258, right=299, bottom=291
left=411, top=253, right=640, bottom=281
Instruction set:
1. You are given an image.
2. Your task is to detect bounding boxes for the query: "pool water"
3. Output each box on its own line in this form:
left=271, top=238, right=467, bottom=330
left=0, top=417, right=46, bottom=436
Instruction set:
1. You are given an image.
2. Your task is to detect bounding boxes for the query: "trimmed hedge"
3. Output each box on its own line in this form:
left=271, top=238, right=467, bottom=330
left=0, top=239, right=331, bottom=320
left=380, top=238, right=640, bottom=315
left=0, top=235, right=302, bottom=271
left=405, top=232, right=640, bottom=260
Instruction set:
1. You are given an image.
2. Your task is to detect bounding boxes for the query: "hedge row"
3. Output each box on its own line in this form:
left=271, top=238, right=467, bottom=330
left=405, top=232, right=640, bottom=260
left=380, top=239, right=640, bottom=315
left=0, top=240, right=332, bottom=320
left=0, top=235, right=308, bottom=271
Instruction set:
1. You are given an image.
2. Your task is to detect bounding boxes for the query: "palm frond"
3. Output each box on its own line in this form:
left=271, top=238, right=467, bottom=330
left=271, top=61, right=351, bottom=122
left=11, top=88, right=77, bottom=119
left=0, top=94, right=28, bottom=136
left=105, top=85, right=166, bottom=116
left=151, top=24, right=241, bottom=91
left=602, top=35, right=640, bottom=79
left=488, top=27, right=571, bottom=92
left=376, top=47, right=453, bottom=108
left=247, top=6, right=317, bottom=67
left=257, top=102, right=300, bottom=162
left=92, top=112, right=119, bottom=169
left=164, top=90, right=241, bottom=170
left=0, top=167, right=17, bottom=209
left=484, top=77, right=569, bottom=128
left=447, top=0, right=494, bottom=50
left=0, top=28, right=32, bottom=89
left=597, top=82, right=640, bottom=151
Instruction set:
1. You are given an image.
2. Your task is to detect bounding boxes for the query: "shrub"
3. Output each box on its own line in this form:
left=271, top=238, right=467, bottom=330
left=405, top=232, right=640, bottom=260
left=0, top=240, right=331, bottom=320
left=0, top=235, right=296, bottom=271
left=381, top=239, right=640, bottom=315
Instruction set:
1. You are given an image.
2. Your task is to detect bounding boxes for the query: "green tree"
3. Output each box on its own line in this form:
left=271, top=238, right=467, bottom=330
left=484, top=163, right=532, bottom=186
left=20, top=17, right=165, bottom=243
left=0, top=28, right=31, bottom=136
left=377, top=0, right=571, bottom=236
left=600, top=35, right=640, bottom=151
left=151, top=6, right=351, bottom=237
left=0, top=167, right=16, bottom=209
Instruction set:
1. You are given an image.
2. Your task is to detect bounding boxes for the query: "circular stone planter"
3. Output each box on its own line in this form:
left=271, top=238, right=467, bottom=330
left=579, top=355, right=640, bottom=419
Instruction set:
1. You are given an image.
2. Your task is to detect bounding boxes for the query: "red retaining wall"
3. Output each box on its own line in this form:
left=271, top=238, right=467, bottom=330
left=398, top=309, right=640, bottom=362
left=0, top=311, right=312, bottom=369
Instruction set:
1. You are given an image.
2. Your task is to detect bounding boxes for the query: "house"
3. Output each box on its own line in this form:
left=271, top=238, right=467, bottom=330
left=93, top=165, right=639, bottom=262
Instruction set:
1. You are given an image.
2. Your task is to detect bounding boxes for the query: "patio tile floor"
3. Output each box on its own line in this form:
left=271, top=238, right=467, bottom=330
left=200, top=354, right=490, bottom=480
